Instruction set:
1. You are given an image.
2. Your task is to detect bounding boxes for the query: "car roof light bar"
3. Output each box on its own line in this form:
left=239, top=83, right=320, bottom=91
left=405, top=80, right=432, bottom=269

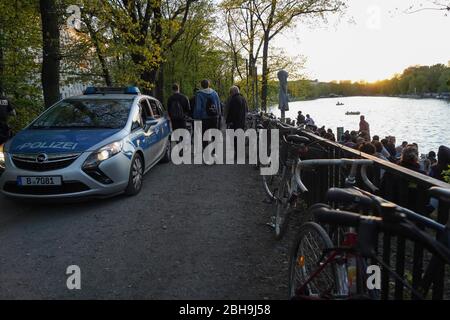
left=84, top=87, right=141, bottom=95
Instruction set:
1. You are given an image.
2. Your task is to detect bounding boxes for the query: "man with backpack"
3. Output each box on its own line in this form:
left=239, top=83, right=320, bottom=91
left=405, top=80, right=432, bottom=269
left=193, top=79, right=222, bottom=148
left=167, top=83, right=190, bottom=130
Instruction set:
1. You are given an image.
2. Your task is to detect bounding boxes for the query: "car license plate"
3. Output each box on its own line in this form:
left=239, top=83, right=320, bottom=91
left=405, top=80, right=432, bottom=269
left=17, top=176, right=62, bottom=186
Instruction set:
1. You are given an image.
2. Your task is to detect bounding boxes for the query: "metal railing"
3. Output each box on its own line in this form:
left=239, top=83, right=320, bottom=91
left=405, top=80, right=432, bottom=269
left=295, top=128, right=450, bottom=300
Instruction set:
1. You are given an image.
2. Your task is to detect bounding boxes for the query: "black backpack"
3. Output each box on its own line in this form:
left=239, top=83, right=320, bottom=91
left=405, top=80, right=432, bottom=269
left=205, top=95, right=218, bottom=117
left=169, top=99, right=184, bottom=120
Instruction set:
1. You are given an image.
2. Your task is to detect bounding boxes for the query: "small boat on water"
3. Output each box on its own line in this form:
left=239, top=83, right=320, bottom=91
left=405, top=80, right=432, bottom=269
left=336, top=102, right=344, bottom=106
left=345, top=111, right=361, bottom=115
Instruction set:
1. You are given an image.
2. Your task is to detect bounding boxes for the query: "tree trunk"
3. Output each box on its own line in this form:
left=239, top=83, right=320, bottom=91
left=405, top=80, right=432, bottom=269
left=84, top=17, right=112, bottom=86
left=261, top=31, right=269, bottom=112
left=248, top=55, right=256, bottom=110
left=139, top=68, right=157, bottom=95
left=97, top=50, right=113, bottom=87
left=136, top=2, right=163, bottom=97
left=39, top=0, right=60, bottom=108
left=155, top=64, right=164, bottom=102
left=0, top=35, right=4, bottom=94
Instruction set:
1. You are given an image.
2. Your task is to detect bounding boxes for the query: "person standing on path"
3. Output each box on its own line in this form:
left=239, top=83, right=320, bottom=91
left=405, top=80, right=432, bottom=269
left=193, top=79, right=222, bottom=149
left=167, top=83, right=190, bottom=130
left=226, top=86, right=248, bottom=130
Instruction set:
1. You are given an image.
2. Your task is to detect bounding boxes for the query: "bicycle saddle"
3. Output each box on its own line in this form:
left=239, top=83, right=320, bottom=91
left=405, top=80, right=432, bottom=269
left=286, top=134, right=310, bottom=144
left=326, top=187, right=373, bottom=207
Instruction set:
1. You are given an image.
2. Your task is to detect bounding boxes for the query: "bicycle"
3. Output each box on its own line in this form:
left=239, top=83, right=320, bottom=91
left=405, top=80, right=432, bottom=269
left=325, top=185, right=450, bottom=299
left=288, top=186, right=450, bottom=300
left=261, top=119, right=327, bottom=203
left=271, top=155, right=377, bottom=240
left=261, top=119, right=305, bottom=203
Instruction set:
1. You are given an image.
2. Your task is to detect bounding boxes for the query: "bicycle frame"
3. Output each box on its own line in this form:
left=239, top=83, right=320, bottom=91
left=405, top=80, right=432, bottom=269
left=344, top=186, right=450, bottom=298
left=294, top=239, right=371, bottom=299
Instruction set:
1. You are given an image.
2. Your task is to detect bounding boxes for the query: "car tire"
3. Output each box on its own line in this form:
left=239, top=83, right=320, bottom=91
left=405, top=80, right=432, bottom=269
left=159, top=138, right=171, bottom=163
left=125, top=153, right=144, bottom=196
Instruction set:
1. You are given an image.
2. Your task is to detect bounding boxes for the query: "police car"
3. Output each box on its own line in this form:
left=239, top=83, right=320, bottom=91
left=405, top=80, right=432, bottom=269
left=0, top=87, right=171, bottom=199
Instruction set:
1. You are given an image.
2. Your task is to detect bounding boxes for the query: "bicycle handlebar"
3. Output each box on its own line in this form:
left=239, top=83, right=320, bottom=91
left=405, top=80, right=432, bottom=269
left=351, top=186, right=446, bottom=233
left=294, top=158, right=378, bottom=193
left=429, top=186, right=450, bottom=201
left=313, top=206, right=450, bottom=264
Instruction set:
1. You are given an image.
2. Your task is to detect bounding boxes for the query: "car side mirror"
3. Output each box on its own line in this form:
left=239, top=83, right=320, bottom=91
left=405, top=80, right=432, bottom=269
left=144, top=119, right=158, bottom=132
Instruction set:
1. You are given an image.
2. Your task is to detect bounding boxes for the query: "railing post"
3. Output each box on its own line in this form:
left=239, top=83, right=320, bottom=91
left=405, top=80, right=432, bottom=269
left=411, top=188, right=426, bottom=298
left=432, top=199, right=449, bottom=299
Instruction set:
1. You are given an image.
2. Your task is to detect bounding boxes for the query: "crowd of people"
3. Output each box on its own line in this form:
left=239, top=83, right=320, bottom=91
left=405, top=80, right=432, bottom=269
left=167, top=79, right=248, bottom=131
left=295, top=111, right=450, bottom=182
left=166, top=80, right=248, bottom=150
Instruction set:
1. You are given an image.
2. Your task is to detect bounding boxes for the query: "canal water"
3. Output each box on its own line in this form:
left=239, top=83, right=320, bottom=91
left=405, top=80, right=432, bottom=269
left=269, top=96, right=450, bottom=155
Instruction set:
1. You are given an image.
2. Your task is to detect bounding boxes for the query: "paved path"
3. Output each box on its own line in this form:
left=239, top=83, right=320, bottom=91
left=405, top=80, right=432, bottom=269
left=0, top=162, right=294, bottom=299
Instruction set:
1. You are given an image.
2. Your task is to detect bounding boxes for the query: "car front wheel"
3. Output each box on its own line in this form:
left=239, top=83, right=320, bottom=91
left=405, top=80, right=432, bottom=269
left=125, top=153, right=144, bottom=196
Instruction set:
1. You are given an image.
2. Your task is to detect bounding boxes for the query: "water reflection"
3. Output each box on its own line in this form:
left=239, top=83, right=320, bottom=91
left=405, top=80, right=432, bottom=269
left=269, top=96, right=450, bottom=155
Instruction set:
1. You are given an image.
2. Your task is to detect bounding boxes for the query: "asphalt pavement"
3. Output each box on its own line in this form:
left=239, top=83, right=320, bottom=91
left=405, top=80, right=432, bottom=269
left=0, top=162, right=294, bottom=299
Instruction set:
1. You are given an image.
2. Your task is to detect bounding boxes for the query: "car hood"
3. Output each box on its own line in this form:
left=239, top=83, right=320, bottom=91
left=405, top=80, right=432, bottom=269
left=8, top=128, right=122, bottom=154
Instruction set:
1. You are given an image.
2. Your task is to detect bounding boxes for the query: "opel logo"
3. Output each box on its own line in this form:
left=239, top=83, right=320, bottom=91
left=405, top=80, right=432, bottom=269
left=36, top=153, right=48, bottom=163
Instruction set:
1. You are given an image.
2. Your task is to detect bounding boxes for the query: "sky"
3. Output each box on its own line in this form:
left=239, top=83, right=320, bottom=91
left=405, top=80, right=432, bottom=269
left=273, top=0, right=450, bottom=82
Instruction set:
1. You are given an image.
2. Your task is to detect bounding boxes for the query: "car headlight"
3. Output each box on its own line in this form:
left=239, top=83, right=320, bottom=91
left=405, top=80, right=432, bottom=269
left=82, top=141, right=123, bottom=170
left=0, top=144, right=6, bottom=171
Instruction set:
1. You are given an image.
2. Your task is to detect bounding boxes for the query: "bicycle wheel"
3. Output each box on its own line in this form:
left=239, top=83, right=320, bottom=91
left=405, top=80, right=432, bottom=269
left=274, top=166, right=293, bottom=239
left=288, top=222, right=346, bottom=299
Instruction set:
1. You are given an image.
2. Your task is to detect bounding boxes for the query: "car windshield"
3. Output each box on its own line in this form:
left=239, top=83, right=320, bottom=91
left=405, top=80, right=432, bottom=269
left=31, top=99, right=132, bottom=129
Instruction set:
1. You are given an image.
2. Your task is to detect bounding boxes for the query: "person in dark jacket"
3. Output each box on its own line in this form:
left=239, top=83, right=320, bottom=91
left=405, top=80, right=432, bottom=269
left=226, top=86, right=248, bottom=130
left=0, top=92, right=16, bottom=144
left=296, top=111, right=305, bottom=126
left=430, top=145, right=450, bottom=181
left=399, top=144, right=425, bottom=174
left=385, top=136, right=397, bottom=158
left=167, top=83, right=190, bottom=130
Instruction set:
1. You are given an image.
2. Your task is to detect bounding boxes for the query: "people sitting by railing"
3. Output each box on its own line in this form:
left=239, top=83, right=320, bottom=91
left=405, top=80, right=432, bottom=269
left=342, top=132, right=356, bottom=148
left=399, top=144, right=425, bottom=174
left=359, top=142, right=376, bottom=155
left=294, top=112, right=447, bottom=182
left=430, top=146, right=450, bottom=181
left=396, top=141, right=408, bottom=158
left=324, top=128, right=336, bottom=141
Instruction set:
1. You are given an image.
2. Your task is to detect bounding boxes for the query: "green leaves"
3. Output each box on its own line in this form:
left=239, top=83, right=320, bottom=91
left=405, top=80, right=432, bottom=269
left=443, top=165, right=450, bottom=184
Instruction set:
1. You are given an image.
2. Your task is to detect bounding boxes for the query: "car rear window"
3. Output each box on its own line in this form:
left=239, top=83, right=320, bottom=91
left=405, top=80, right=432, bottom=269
left=31, top=99, right=132, bottom=129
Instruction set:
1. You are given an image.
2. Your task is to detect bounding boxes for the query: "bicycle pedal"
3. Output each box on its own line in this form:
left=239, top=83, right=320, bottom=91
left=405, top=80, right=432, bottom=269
left=265, top=222, right=275, bottom=229
left=266, top=217, right=276, bottom=229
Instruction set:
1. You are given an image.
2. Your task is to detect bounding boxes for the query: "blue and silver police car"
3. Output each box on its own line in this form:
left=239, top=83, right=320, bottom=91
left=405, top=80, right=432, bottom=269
left=0, top=87, right=171, bottom=199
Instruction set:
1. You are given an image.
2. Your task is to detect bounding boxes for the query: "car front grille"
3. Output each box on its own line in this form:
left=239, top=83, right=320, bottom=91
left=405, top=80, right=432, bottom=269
left=11, top=153, right=80, bottom=172
left=3, top=181, right=90, bottom=195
